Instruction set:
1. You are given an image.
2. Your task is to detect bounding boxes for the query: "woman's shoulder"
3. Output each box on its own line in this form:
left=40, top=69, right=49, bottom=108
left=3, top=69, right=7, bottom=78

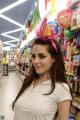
left=54, top=82, right=72, bottom=102
left=55, top=82, right=70, bottom=91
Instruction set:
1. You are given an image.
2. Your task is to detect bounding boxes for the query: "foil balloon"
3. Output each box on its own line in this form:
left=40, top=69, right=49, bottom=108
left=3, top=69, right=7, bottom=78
left=57, top=9, right=72, bottom=28
left=64, top=28, right=75, bottom=39
left=48, top=21, right=61, bottom=35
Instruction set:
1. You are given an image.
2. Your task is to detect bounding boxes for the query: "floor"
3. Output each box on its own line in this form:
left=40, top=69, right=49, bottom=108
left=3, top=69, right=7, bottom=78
left=0, top=71, right=22, bottom=120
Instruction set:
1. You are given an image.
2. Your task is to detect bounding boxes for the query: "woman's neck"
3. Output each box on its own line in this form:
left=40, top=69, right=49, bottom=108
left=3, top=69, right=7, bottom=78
left=33, top=72, right=51, bottom=88
left=38, top=72, right=51, bottom=82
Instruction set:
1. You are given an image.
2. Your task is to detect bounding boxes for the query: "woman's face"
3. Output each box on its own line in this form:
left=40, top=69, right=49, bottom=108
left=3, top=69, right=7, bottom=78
left=31, top=44, right=55, bottom=75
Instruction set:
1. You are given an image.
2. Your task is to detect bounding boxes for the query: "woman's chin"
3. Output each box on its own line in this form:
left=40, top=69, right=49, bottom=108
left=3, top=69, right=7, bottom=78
left=35, top=70, right=43, bottom=75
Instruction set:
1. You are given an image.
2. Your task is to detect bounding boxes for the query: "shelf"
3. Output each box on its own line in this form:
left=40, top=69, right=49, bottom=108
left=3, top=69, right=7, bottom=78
left=8, top=65, right=16, bottom=71
left=3, top=64, right=8, bottom=76
left=68, top=80, right=80, bottom=83
left=66, top=72, right=74, bottom=76
left=72, top=101, right=80, bottom=109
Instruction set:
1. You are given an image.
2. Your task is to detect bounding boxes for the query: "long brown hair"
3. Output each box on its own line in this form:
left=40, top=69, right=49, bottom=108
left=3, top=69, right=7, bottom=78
left=12, top=38, right=71, bottom=109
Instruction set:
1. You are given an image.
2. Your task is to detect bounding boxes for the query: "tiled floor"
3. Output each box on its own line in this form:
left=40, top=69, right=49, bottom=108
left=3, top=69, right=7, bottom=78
left=0, top=71, right=22, bottom=120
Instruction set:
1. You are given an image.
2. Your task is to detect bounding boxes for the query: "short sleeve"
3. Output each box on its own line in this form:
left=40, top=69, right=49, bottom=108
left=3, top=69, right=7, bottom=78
left=54, top=83, right=72, bottom=103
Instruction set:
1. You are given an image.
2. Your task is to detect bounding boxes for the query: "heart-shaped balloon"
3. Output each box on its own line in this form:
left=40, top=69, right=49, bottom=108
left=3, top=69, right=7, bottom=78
left=64, top=28, right=75, bottom=39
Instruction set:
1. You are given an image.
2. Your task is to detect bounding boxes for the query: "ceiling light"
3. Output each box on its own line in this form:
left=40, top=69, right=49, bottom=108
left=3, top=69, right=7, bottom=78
left=0, top=0, right=27, bottom=14
left=0, top=0, right=28, bottom=48
left=3, top=42, right=17, bottom=46
left=0, top=14, right=24, bottom=27
left=1, top=34, right=19, bottom=40
left=3, top=47, right=10, bottom=51
left=1, top=27, right=24, bottom=35
left=3, top=39, right=19, bottom=43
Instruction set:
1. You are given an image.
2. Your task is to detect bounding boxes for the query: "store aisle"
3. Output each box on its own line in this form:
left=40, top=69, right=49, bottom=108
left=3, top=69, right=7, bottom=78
left=0, top=71, right=22, bottom=120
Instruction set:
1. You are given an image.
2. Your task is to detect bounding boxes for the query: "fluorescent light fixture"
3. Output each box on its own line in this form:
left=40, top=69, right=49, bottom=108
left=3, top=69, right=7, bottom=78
left=1, top=27, right=24, bottom=35
left=0, top=0, right=28, bottom=49
left=3, top=39, right=19, bottom=44
left=1, top=28, right=24, bottom=43
left=3, top=45, right=16, bottom=50
left=0, top=14, right=24, bottom=27
left=3, top=39, right=20, bottom=43
left=1, top=27, right=25, bottom=44
left=3, top=47, right=10, bottom=51
left=1, top=26, right=24, bottom=45
left=3, top=42, right=17, bottom=46
left=0, top=0, right=27, bottom=14
left=8, top=40, right=19, bottom=43
left=1, top=34, right=19, bottom=40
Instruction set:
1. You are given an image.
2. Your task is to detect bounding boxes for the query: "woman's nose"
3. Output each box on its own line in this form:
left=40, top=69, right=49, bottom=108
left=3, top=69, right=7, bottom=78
left=33, top=57, right=39, bottom=64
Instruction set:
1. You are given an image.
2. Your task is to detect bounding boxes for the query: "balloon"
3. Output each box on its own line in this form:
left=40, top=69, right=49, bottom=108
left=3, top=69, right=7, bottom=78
left=57, top=9, right=72, bottom=28
left=64, top=28, right=75, bottom=39
left=48, top=21, right=61, bottom=35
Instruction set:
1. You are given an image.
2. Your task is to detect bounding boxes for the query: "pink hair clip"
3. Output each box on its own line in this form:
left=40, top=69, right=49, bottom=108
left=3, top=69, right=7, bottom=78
left=36, top=17, right=57, bottom=51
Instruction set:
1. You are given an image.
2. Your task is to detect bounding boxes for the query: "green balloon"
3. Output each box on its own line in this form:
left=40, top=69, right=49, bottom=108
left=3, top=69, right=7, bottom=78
left=64, top=28, right=75, bottom=39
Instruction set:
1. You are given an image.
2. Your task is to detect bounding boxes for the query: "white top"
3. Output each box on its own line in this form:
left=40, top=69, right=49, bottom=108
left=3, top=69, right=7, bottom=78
left=14, top=81, right=72, bottom=120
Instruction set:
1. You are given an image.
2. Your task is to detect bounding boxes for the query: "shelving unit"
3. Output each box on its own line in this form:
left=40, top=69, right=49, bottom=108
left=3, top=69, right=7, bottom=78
left=0, top=62, right=3, bottom=80
left=72, top=101, right=80, bottom=109
left=3, top=64, right=8, bottom=76
left=0, top=40, right=3, bottom=80
left=64, top=2, right=80, bottom=118
left=8, top=64, right=16, bottom=71
left=68, top=1, right=80, bottom=9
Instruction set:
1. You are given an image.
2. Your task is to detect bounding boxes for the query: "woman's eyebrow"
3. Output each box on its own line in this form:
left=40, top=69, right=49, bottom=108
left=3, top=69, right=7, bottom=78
left=38, top=53, right=46, bottom=55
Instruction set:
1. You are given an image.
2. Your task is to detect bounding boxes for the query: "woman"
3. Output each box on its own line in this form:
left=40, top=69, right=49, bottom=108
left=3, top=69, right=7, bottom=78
left=12, top=37, right=72, bottom=120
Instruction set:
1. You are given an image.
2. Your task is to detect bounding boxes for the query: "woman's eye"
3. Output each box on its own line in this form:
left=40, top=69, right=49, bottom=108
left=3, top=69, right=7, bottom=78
left=31, top=54, right=46, bottom=59
left=39, top=55, right=46, bottom=59
left=31, top=54, right=35, bottom=59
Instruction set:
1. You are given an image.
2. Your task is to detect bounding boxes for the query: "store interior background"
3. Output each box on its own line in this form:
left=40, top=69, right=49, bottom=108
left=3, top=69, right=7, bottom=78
left=0, top=0, right=80, bottom=120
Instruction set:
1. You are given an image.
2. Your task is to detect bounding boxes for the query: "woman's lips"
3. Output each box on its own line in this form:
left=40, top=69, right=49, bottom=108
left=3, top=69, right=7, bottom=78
left=35, top=66, right=43, bottom=69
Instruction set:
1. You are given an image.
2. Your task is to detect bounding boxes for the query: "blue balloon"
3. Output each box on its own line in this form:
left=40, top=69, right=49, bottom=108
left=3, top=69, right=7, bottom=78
left=48, top=21, right=61, bottom=35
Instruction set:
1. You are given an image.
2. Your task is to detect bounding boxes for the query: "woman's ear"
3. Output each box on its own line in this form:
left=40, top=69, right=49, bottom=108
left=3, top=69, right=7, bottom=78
left=52, top=58, right=55, bottom=63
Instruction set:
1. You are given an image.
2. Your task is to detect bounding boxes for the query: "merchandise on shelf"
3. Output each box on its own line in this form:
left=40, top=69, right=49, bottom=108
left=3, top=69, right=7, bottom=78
left=0, top=40, right=3, bottom=80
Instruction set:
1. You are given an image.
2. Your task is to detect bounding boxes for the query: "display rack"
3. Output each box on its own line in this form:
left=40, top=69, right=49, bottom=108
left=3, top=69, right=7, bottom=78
left=3, top=64, right=8, bottom=76
left=0, top=40, right=3, bottom=80
left=68, top=1, right=80, bottom=9
left=72, top=101, right=80, bottom=109
left=0, top=62, right=3, bottom=80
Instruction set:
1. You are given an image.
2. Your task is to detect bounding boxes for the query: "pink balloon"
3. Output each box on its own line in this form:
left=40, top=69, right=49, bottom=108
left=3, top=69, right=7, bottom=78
left=57, top=9, right=72, bottom=28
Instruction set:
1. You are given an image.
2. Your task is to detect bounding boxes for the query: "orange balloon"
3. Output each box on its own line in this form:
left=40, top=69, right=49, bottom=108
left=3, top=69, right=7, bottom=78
left=57, top=9, right=72, bottom=28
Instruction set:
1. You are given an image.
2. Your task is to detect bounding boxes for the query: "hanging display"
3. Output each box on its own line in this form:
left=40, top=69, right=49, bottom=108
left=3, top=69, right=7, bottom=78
left=71, top=2, right=80, bottom=30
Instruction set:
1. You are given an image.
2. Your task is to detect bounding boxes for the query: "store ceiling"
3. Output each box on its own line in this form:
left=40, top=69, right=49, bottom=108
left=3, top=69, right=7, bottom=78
left=0, top=0, right=35, bottom=49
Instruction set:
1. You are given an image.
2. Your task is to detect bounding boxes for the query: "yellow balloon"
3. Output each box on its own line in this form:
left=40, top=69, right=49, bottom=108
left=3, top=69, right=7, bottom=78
left=50, top=0, right=56, bottom=14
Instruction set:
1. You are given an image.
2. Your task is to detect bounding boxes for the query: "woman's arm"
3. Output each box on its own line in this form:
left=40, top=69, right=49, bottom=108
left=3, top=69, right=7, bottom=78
left=57, top=100, right=71, bottom=120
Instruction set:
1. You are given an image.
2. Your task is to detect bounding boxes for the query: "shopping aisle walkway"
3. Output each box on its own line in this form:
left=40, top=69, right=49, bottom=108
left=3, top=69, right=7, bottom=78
left=0, top=71, right=22, bottom=120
